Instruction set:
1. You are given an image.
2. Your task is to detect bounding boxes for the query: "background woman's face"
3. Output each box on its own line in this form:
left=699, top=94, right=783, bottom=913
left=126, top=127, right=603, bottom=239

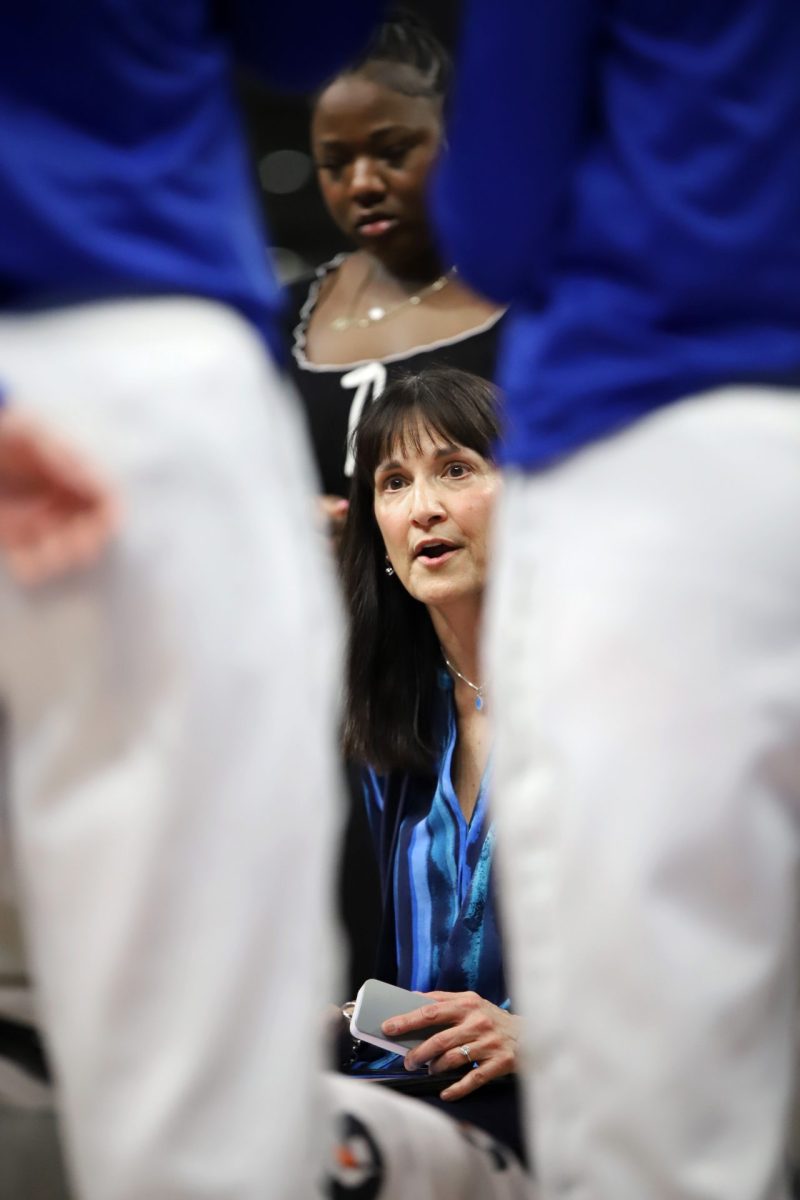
left=311, top=71, right=443, bottom=274
left=373, top=418, right=499, bottom=612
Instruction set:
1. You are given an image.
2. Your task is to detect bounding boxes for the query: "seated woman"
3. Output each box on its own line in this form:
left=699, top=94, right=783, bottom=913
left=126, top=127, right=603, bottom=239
left=337, top=365, right=525, bottom=1163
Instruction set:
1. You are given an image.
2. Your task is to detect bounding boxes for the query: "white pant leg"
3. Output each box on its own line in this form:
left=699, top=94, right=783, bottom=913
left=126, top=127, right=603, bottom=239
left=320, top=1074, right=534, bottom=1200
left=0, top=299, right=343, bottom=1200
left=486, top=389, right=800, bottom=1200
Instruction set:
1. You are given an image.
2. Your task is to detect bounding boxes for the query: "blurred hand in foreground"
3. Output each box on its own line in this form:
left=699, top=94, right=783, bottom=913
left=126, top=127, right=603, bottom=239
left=0, top=406, right=120, bottom=585
left=318, top=493, right=349, bottom=552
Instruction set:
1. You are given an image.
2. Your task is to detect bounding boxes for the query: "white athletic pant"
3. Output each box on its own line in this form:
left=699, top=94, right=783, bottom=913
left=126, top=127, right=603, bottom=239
left=0, top=299, right=343, bottom=1200
left=320, top=1074, right=533, bottom=1200
left=487, top=388, right=800, bottom=1200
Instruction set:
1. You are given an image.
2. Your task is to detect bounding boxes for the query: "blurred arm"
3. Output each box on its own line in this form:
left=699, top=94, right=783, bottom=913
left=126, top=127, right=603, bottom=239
left=431, top=0, right=596, bottom=304
left=0, top=406, right=118, bottom=585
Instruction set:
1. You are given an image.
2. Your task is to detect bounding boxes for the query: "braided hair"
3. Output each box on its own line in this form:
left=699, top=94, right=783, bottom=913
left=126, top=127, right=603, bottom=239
left=335, top=9, right=451, bottom=101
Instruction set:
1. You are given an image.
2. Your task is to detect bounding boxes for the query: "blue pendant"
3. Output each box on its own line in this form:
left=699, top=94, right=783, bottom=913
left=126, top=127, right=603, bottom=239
left=475, top=695, right=483, bottom=711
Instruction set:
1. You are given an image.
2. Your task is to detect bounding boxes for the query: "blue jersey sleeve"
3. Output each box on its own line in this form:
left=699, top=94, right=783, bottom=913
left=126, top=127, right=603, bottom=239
left=227, top=0, right=387, bottom=93
left=430, top=0, right=597, bottom=304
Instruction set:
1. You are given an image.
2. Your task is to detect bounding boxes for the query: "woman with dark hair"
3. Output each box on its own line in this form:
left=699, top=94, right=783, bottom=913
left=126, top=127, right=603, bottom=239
left=287, top=12, right=506, bottom=537
left=336, top=366, right=527, bottom=1167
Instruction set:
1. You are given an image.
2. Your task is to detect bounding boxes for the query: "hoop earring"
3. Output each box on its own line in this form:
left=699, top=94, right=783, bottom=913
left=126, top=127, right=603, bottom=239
left=385, top=555, right=394, bottom=577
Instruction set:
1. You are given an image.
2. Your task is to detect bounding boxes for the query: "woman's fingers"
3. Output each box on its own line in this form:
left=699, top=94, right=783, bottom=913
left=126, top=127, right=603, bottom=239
left=381, top=991, right=520, bottom=1100
left=398, top=1011, right=487, bottom=1072
left=440, top=1060, right=500, bottom=1101
left=402, top=1021, right=477, bottom=1071
left=429, top=1044, right=478, bottom=1075
left=429, top=1032, right=516, bottom=1100
left=389, top=992, right=521, bottom=1100
left=382, top=991, right=482, bottom=1042
left=381, top=1001, right=467, bottom=1063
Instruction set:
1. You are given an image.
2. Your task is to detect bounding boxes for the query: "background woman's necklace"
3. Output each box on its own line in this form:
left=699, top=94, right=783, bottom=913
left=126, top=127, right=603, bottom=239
left=330, top=268, right=455, bottom=332
left=444, top=655, right=486, bottom=712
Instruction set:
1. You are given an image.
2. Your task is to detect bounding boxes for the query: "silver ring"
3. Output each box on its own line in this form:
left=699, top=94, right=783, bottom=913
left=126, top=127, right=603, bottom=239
left=459, top=1044, right=472, bottom=1064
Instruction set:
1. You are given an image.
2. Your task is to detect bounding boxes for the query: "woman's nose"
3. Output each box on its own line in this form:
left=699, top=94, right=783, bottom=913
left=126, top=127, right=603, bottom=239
left=409, top=480, right=446, bottom=526
left=348, top=156, right=385, bottom=200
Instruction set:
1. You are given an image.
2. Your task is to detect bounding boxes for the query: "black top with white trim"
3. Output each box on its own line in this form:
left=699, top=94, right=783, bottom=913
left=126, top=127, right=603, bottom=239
left=285, top=255, right=506, bottom=497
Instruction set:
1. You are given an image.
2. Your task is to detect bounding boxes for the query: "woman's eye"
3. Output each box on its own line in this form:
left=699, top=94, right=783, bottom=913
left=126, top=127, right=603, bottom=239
left=384, top=476, right=407, bottom=491
left=445, top=462, right=470, bottom=479
left=383, top=145, right=410, bottom=167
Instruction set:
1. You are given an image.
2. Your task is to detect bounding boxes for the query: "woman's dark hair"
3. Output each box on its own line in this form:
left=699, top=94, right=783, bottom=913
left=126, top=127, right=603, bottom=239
left=318, top=10, right=451, bottom=103
left=340, top=366, right=501, bottom=775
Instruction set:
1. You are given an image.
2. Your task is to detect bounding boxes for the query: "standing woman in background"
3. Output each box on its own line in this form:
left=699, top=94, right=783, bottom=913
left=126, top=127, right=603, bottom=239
left=433, top=2, right=800, bottom=1199
left=287, top=12, right=506, bottom=537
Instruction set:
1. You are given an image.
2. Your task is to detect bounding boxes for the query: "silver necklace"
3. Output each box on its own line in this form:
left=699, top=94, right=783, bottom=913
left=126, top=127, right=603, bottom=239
left=330, top=270, right=454, bottom=332
left=443, top=655, right=486, bottom=712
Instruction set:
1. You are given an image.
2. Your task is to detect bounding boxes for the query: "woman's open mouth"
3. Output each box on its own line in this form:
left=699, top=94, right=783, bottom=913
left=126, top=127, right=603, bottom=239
left=414, top=542, right=459, bottom=568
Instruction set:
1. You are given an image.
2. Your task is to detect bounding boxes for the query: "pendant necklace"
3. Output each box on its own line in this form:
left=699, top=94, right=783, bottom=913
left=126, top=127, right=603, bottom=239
left=330, top=269, right=455, bottom=332
left=443, top=655, right=486, bottom=712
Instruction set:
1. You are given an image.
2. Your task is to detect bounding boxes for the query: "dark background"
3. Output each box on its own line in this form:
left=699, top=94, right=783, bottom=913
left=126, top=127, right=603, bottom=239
left=237, top=0, right=461, bottom=281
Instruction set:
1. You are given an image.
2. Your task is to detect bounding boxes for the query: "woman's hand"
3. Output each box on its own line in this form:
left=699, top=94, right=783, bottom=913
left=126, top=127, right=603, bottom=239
left=0, top=407, right=119, bottom=585
left=382, top=989, right=521, bottom=1101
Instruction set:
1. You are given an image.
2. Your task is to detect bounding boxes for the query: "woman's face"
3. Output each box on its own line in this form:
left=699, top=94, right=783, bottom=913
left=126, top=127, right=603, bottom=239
left=373, top=418, right=499, bottom=613
left=311, top=69, right=443, bottom=276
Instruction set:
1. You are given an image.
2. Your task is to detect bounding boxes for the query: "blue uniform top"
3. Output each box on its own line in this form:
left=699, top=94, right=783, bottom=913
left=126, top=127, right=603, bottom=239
left=352, top=670, right=508, bottom=1077
left=0, top=2, right=381, bottom=377
left=432, top=0, right=800, bottom=468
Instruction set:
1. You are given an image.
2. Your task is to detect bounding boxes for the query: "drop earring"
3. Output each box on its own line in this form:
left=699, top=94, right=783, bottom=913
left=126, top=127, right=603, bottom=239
left=384, top=555, right=394, bottom=577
